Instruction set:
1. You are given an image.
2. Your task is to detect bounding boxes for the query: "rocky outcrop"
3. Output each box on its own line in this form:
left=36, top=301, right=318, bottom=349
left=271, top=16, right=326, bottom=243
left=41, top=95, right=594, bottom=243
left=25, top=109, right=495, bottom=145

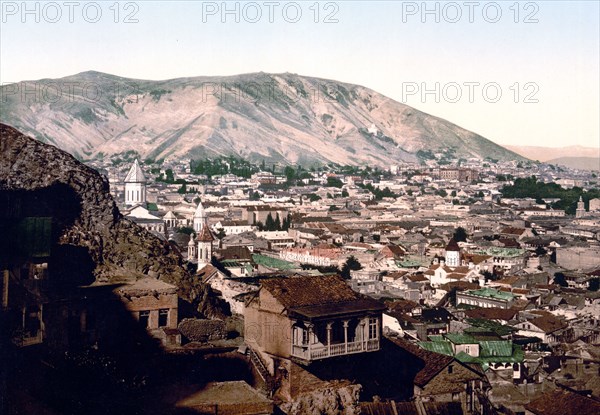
left=279, top=384, right=361, bottom=415
left=0, top=123, right=226, bottom=317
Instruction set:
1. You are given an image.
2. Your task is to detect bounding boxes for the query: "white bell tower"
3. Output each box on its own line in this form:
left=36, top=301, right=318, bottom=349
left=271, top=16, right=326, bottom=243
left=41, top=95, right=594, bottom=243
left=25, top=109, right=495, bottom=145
left=124, top=159, right=147, bottom=206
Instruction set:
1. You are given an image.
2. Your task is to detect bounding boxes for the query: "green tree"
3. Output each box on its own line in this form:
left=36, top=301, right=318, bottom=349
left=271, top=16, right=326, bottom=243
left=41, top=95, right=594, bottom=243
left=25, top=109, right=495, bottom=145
left=326, top=177, right=344, bottom=188
left=265, top=213, right=275, bottom=231
left=274, top=214, right=281, bottom=230
left=215, top=227, right=226, bottom=240
left=554, top=272, right=568, bottom=287
left=453, top=227, right=468, bottom=243
left=588, top=277, right=599, bottom=291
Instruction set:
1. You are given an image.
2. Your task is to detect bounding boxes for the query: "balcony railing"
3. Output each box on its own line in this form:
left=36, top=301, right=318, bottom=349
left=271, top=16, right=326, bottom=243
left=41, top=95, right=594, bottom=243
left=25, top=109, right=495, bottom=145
left=292, top=338, right=379, bottom=360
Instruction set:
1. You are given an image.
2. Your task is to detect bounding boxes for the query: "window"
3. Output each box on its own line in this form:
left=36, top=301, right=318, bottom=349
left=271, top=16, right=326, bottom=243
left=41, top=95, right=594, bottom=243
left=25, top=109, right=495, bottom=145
left=159, top=309, right=169, bottom=327
left=302, top=329, right=310, bottom=345
left=448, top=364, right=454, bottom=374
left=368, top=318, right=378, bottom=339
left=139, top=311, right=150, bottom=328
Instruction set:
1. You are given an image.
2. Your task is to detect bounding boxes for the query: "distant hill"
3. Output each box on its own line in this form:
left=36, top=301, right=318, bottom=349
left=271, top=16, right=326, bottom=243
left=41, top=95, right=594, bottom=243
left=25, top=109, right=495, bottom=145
left=546, top=157, right=600, bottom=172
left=0, top=71, right=525, bottom=166
left=505, top=144, right=598, bottom=163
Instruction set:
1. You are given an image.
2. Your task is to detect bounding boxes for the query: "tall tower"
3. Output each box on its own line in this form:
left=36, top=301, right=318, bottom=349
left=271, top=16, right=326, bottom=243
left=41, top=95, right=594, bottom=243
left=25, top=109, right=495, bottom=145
left=193, top=200, right=214, bottom=270
left=576, top=196, right=586, bottom=218
left=193, top=200, right=207, bottom=232
left=187, top=233, right=196, bottom=262
left=124, top=159, right=147, bottom=206
left=445, top=238, right=461, bottom=267
left=197, top=223, right=214, bottom=270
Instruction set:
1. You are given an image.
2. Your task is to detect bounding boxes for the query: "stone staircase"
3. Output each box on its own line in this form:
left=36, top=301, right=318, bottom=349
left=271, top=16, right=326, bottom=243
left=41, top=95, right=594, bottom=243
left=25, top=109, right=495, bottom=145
left=246, top=346, right=276, bottom=393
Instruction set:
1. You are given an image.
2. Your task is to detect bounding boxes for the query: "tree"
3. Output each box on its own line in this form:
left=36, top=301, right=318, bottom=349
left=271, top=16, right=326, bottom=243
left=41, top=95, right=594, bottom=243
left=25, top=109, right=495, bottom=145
left=265, top=213, right=275, bottom=231
left=453, top=227, right=468, bottom=243
left=284, top=166, right=296, bottom=183
left=553, top=272, right=568, bottom=287
left=345, top=255, right=363, bottom=271
left=274, top=214, right=281, bottom=230
left=326, top=177, right=344, bottom=188
left=588, top=277, right=600, bottom=292
left=215, top=228, right=226, bottom=240
left=341, top=189, right=349, bottom=198
left=534, top=246, right=547, bottom=257
left=249, top=191, right=261, bottom=201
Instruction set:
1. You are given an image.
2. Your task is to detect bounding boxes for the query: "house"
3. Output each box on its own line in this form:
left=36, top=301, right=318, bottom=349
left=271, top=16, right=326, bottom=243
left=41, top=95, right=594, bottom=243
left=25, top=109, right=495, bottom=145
left=216, top=246, right=257, bottom=277
left=114, top=278, right=180, bottom=347
left=456, top=288, right=516, bottom=309
left=514, top=311, right=570, bottom=344
left=244, top=275, right=385, bottom=369
left=525, top=388, right=600, bottom=415
left=387, top=336, right=489, bottom=415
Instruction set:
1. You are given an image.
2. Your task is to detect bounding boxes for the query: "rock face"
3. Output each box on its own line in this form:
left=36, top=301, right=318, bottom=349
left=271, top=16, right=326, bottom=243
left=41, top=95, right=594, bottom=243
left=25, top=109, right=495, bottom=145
left=0, top=123, right=224, bottom=317
left=279, top=384, right=361, bottom=415
left=0, top=71, right=525, bottom=165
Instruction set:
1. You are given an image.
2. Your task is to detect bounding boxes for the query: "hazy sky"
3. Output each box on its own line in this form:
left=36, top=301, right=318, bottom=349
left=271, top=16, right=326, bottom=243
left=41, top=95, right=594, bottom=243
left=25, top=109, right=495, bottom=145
left=1, top=0, right=599, bottom=149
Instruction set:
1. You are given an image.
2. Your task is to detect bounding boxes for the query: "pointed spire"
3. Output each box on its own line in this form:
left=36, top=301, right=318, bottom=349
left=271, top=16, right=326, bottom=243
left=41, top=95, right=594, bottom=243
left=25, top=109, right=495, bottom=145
left=194, top=200, right=206, bottom=219
left=124, top=159, right=147, bottom=183
left=197, top=224, right=214, bottom=242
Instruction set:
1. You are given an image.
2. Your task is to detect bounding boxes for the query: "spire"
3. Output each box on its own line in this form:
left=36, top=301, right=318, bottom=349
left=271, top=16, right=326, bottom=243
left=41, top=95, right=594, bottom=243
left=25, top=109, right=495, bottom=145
left=445, top=238, right=460, bottom=252
left=197, top=224, right=214, bottom=242
left=124, top=159, right=147, bottom=183
left=193, top=200, right=208, bottom=232
left=194, top=200, right=206, bottom=219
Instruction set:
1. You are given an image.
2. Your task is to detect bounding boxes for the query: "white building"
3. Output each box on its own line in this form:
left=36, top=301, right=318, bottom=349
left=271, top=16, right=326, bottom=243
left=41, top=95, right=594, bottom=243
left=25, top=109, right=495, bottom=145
left=124, top=159, right=147, bottom=206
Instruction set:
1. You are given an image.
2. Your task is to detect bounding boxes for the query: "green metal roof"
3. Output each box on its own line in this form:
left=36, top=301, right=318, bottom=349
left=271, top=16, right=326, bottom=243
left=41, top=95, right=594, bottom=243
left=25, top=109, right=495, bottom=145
left=445, top=333, right=478, bottom=345
left=480, top=341, right=513, bottom=358
left=474, top=247, right=525, bottom=258
left=465, top=319, right=517, bottom=337
left=465, top=287, right=516, bottom=301
left=252, top=254, right=297, bottom=270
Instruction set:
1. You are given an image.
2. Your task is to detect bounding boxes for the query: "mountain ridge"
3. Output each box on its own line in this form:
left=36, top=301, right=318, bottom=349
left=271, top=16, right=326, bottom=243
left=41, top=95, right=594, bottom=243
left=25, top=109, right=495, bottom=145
left=0, top=70, right=525, bottom=165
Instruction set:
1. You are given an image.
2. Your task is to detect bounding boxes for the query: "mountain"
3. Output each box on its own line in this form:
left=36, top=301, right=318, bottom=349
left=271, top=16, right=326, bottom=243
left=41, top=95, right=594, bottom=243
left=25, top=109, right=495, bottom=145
left=546, top=157, right=600, bottom=171
left=504, top=144, right=599, bottom=163
left=0, top=71, right=524, bottom=165
left=0, top=123, right=225, bottom=318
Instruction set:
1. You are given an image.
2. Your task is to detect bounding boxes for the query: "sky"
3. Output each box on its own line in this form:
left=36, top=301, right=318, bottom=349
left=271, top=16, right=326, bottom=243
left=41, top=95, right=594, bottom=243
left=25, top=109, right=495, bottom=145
left=1, top=0, right=599, bottom=149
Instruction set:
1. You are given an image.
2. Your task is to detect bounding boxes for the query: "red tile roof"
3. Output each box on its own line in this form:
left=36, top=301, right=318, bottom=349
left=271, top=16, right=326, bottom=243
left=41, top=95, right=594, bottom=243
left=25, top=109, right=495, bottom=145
left=525, top=388, right=600, bottom=415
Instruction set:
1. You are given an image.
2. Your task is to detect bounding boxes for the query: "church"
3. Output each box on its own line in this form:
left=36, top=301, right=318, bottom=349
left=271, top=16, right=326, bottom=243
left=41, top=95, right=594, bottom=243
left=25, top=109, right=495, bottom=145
left=424, top=238, right=481, bottom=287
left=188, top=200, right=215, bottom=272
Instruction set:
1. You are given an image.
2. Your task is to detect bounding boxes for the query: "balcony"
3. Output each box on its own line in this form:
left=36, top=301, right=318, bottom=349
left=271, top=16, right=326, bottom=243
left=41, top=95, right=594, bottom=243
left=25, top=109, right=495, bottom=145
left=292, top=338, right=379, bottom=361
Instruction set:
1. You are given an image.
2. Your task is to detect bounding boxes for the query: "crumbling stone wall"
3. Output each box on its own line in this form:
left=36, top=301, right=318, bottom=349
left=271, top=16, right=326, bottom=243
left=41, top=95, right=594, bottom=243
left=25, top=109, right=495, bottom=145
left=178, top=318, right=226, bottom=342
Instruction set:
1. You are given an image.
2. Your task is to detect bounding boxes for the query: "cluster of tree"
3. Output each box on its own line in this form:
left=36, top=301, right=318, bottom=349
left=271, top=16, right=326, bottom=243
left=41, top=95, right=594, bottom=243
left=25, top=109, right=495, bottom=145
left=190, top=156, right=260, bottom=178
left=501, top=176, right=600, bottom=214
left=360, top=183, right=397, bottom=200
left=256, top=213, right=291, bottom=231
left=283, top=165, right=313, bottom=184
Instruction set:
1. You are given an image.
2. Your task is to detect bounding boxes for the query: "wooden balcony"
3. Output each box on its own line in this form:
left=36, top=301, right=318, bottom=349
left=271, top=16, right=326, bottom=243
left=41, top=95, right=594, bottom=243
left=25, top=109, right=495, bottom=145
left=291, top=338, right=379, bottom=361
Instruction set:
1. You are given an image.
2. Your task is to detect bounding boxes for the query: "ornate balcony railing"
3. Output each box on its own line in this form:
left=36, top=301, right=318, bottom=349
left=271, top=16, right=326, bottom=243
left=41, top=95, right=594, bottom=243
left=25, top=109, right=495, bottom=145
left=292, top=338, right=379, bottom=360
